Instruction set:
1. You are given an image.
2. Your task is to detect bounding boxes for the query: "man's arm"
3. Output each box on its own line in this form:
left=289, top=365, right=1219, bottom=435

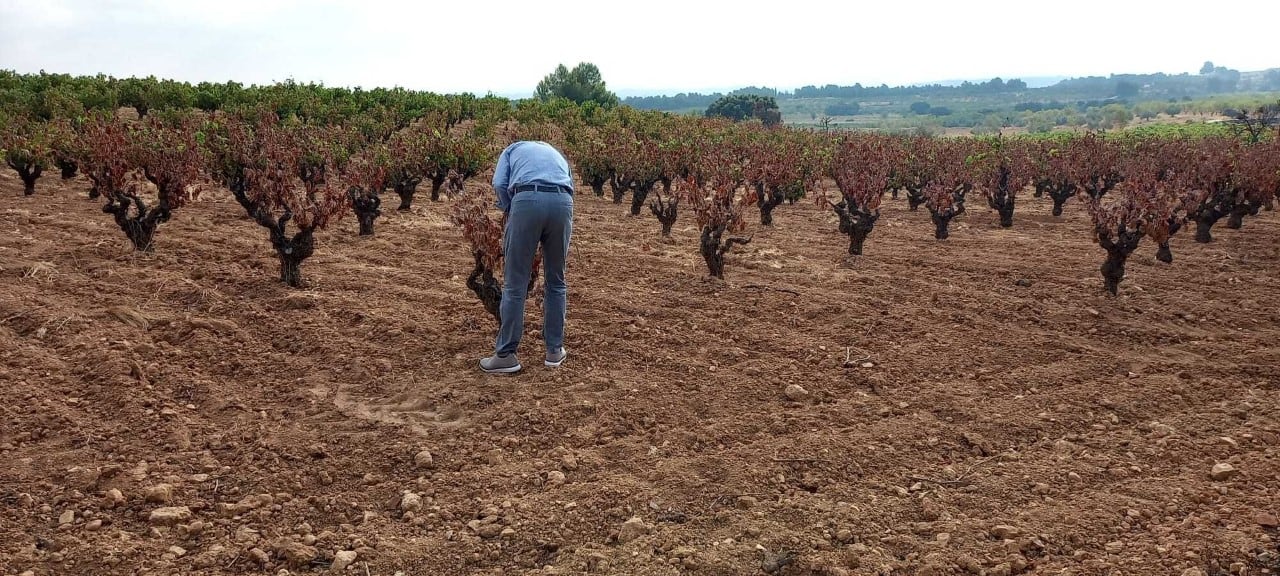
left=493, top=144, right=515, bottom=213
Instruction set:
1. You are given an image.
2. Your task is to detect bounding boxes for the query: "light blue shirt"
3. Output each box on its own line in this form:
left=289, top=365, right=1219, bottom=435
left=492, top=141, right=574, bottom=213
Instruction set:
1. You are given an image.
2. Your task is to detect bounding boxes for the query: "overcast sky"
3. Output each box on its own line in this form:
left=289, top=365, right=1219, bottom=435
left=2, top=0, right=1277, bottom=97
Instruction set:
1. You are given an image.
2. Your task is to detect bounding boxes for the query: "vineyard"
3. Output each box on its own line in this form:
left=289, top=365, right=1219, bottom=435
left=2, top=73, right=1280, bottom=575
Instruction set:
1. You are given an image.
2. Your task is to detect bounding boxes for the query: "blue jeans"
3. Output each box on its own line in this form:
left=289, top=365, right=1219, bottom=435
left=496, top=191, right=573, bottom=356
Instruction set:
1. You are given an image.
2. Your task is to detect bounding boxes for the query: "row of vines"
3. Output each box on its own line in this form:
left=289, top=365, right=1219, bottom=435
left=3, top=73, right=1279, bottom=324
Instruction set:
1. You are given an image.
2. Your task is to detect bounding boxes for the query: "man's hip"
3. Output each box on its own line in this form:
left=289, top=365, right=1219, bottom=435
left=513, top=183, right=573, bottom=195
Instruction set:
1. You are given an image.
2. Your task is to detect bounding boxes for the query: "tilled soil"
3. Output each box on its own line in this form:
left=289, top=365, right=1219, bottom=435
left=1, top=172, right=1278, bottom=576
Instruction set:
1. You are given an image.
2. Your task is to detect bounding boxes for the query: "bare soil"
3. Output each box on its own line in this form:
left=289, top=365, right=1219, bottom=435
left=2, top=173, right=1279, bottom=576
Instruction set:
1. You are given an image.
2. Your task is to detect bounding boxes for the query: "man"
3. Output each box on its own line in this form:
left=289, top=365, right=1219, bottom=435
left=480, top=140, right=574, bottom=374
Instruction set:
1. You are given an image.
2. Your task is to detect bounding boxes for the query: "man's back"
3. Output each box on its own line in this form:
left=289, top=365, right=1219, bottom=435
left=493, top=141, right=573, bottom=213
left=499, top=141, right=572, bottom=187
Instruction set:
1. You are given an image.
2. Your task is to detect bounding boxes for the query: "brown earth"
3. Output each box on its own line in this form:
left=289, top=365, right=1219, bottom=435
left=1, top=172, right=1279, bottom=576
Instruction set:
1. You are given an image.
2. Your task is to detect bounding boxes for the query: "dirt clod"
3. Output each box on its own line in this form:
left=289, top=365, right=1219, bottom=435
left=784, top=384, right=811, bottom=402
left=149, top=506, right=192, bottom=526
left=400, top=492, right=423, bottom=513
left=282, top=294, right=316, bottom=310
left=144, top=484, right=175, bottom=504
left=332, top=550, right=358, bottom=571
left=273, top=539, right=319, bottom=568
left=1209, top=463, right=1238, bottom=481
left=248, top=547, right=271, bottom=566
left=990, top=525, right=1023, bottom=540
left=618, top=517, right=651, bottom=543
left=103, top=488, right=125, bottom=508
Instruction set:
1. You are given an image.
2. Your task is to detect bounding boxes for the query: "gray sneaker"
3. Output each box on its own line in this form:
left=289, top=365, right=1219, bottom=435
left=480, top=353, right=521, bottom=374
left=545, top=347, right=567, bottom=367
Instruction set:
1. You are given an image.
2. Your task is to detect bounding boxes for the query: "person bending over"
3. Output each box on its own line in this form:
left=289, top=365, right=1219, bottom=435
left=480, top=140, right=574, bottom=374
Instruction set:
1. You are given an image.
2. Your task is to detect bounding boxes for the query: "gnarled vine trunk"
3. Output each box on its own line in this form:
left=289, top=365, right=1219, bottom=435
left=1225, top=200, right=1260, bottom=230
left=629, top=181, right=656, bottom=216
left=276, top=233, right=314, bottom=288
left=9, top=161, right=42, bottom=196
left=466, top=252, right=502, bottom=323
left=1048, top=184, right=1074, bottom=217
left=758, top=183, right=785, bottom=226
left=928, top=186, right=968, bottom=240
left=610, top=175, right=629, bottom=204
left=102, top=194, right=170, bottom=251
left=649, top=195, right=678, bottom=237
left=239, top=203, right=319, bottom=288
left=905, top=186, right=926, bottom=211
left=832, top=200, right=879, bottom=255
left=429, top=174, right=447, bottom=202
left=1154, top=218, right=1181, bottom=264
left=699, top=225, right=751, bottom=279
left=349, top=188, right=382, bottom=236
left=394, top=178, right=421, bottom=211
left=985, top=166, right=1016, bottom=228
left=1098, top=228, right=1143, bottom=295
left=264, top=214, right=315, bottom=288
left=930, top=209, right=958, bottom=240
left=587, top=175, right=607, bottom=198
left=57, top=159, right=78, bottom=180
left=1192, top=208, right=1226, bottom=243
left=988, top=193, right=1015, bottom=227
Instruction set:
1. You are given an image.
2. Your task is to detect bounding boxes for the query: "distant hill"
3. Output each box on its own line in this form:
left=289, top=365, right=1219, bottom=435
left=622, top=66, right=1280, bottom=114
left=921, top=76, right=1068, bottom=89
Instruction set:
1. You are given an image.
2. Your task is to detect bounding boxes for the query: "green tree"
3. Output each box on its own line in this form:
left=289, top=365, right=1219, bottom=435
left=704, top=94, right=781, bottom=126
left=1115, top=80, right=1139, bottom=97
left=1132, top=101, right=1163, bottom=120
left=534, top=63, right=619, bottom=108
left=1206, top=67, right=1241, bottom=93
left=1098, top=104, right=1133, bottom=129
left=1264, top=69, right=1280, bottom=91
left=824, top=101, right=861, bottom=116
left=1024, top=111, right=1056, bottom=133
left=909, top=101, right=931, bottom=114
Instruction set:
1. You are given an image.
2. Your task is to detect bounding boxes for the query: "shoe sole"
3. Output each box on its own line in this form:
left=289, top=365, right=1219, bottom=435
left=481, top=364, right=522, bottom=374
left=545, top=350, right=567, bottom=367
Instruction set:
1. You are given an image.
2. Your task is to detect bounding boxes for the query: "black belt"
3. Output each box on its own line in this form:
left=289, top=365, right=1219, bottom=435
left=514, top=183, right=571, bottom=194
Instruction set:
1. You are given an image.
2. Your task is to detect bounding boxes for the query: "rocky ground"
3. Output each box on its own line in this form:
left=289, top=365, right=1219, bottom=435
left=1, top=172, right=1278, bottom=575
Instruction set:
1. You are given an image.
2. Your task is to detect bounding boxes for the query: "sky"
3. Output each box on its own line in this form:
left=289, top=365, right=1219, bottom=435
left=2, top=0, right=1278, bottom=97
